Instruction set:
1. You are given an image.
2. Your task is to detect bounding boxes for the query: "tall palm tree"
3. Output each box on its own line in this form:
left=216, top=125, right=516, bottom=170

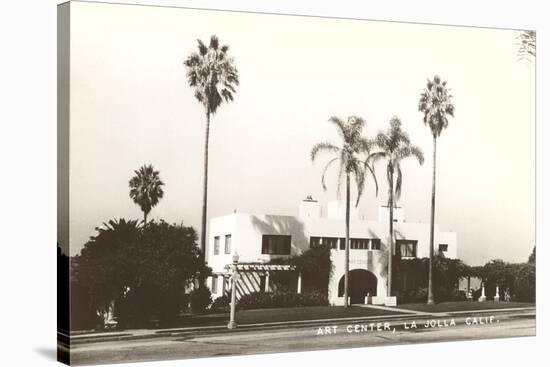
left=129, top=164, right=165, bottom=226
left=311, top=116, right=378, bottom=308
left=184, top=35, right=239, bottom=258
left=418, top=75, right=454, bottom=304
left=374, top=117, right=424, bottom=297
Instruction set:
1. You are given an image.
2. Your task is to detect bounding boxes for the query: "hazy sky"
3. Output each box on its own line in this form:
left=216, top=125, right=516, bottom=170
left=67, top=1, right=535, bottom=265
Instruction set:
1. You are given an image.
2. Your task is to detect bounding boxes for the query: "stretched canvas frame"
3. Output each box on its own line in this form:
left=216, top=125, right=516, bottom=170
left=57, top=1, right=536, bottom=365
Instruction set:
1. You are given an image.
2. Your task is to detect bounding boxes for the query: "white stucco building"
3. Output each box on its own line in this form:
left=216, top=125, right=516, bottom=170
left=206, top=197, right=457, bottom=306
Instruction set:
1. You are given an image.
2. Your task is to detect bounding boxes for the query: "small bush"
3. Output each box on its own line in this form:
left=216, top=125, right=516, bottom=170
left=189, top=287, right=212, bottom=313
left=210, top=295, right=230, bottom=312
left=513, top=263, right=535, bottom=302
left=237, top=291, right=328, bottom=310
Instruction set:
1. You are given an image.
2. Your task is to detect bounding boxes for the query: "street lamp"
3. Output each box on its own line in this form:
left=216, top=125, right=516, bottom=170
left=227, top=253, right=239, bottom=329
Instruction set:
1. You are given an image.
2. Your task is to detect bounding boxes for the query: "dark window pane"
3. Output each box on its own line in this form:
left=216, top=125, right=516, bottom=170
left=214, top=236, right=220, bottom=255
left=310, top=236, right=321, bottom=248
left=225, top=235, right=232, bottom=254
left=322, top=237, right=338, bottom=249
left=262, top=235, right=291, bottom=255
left=396, top=240, right=417, bottom=257
left=211, top=276, right=218, bottom=293
left=350, top=238, right=369, bottom=249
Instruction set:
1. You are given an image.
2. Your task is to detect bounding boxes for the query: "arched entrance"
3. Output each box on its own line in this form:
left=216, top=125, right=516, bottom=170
left=338, top=269, right=377, bottom=304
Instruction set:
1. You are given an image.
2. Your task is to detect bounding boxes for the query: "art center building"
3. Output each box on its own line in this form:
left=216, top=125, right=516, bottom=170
left=206, top=197, right=457, bottom=306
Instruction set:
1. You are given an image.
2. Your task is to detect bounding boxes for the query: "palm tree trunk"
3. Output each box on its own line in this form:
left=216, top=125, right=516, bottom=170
left=344, top=173, right=351, bottom=308
left=388, top=165, right=394, bottom=297
left=143, top=211, right=147, bottom=227
left=200, top=110, right=211, bottom=262
left=427, top=136, right=437, bottom=305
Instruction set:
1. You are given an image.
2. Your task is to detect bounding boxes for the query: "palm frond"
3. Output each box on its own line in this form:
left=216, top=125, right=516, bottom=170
left=386, top=163, right=393, bottom=206
left=184, top=35, right=239, bottom=114
left=364, top=160, right=379, bottom=197
left=409, top=145, right=425, bottom=165
left=418, top=75, right=454, bottom=137
left=312, top=115, right=377, bottom=206
left=311, top=142, right=339, bottom=162
left=367, top=151, right=387, bottom=164
left=197, top=39, right=207, bottom=56
left=321, top=158, right=339, bottom=191
left=352, top=163, right=366, bottom=207
left=395, top=164, right=402, bottom=202
left=128, top=164, right=165, bottom=217
left=328, top=116, right=346, bottom=139
left=516, top=30, right=536, bottom=61
left=209, top=35, right=219, bottom=50
left=376, top=116, right=423, bottom=206
left=336, top=151, right=346, bottom=199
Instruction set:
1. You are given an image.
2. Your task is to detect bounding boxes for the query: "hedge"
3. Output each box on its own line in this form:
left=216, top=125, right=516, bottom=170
left=237, top=291, right=328, bottom=310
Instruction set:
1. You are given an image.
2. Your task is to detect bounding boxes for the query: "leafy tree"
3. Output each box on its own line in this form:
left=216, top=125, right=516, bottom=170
left=479, top=259, right=516, bottom=299
left=291, top=245, right=332, bottom=294
left=73, top=219, right=141, bottom=327
left=374, top=117, right=424, bottom=296
left=189, top=287, right=213, bottom=314
left=311, top=116, right=378, bottom=307
left=528, top=246, right=535, bottom=264
left=476, top=257, right=536, bottom=303
left=392, top=254, right=467, bottom=303
left=72, top=219, right=210, bottom=328
left=129, top=164, right=165, bottom=226
left=514, top=263, right=535, bottom=302
left=418, top=75, right=455, bottom=304
left=184, top=35, right=239, bottom=258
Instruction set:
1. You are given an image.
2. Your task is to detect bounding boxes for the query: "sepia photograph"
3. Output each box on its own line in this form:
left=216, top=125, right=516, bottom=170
left=56, top=1, right=536, bottom=365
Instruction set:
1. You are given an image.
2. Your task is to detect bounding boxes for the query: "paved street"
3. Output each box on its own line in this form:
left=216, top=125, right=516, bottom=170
left=71, top=308, right=535, bottom=365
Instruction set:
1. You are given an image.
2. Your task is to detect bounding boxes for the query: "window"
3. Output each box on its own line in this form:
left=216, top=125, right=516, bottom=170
left=350, top=238, right=369, bottom=249
left=224, top=234, right=232, bottom=254
left=211, top=276, right=218, bottom=293
left=323, top=237, right=339, bottom=249
left=310, top=236, right=339, bottom=249
left=397, top=240, right=417, bottom=258
left=214, top=236, right=220, bottom=255
left=439, top=244, right=448, bottom=253
left=337, top=238, right=380, bottom=250
left=262, top=235, right=291, bottom=255
left=309, top=236, right=321, bottom=248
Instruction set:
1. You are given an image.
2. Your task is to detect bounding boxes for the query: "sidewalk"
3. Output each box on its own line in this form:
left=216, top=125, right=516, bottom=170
left=71, top=303, right=535, bottom=345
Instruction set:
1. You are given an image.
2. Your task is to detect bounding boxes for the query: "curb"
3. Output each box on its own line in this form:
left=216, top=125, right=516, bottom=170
left=71, top=306, right=535, bottom=345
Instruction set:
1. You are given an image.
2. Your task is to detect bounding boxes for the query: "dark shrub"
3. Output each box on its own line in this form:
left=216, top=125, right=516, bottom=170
left=268, top=246, right=332, bottom=295
left=395, top=287, right=428, bottom=303
left=291, top=246, right=332, bottom=294
left=409, top=287, right=428, bottom=303
left=513, top=263, right=535, bottom=302
left=189, top=287, right=212, bottom=313
left=72, top=219, right=209, bottom=330
left=392, top=254, right=467, bottom=303
left=476, top=258, right=535, bottom=302
left=237, top=291, right=328, bottom=310
left=210, top=295, right=230, bottom=312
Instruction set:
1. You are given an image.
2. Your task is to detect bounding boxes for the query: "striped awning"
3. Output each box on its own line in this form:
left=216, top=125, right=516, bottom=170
left=223, top=263, right=295, bottom=272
